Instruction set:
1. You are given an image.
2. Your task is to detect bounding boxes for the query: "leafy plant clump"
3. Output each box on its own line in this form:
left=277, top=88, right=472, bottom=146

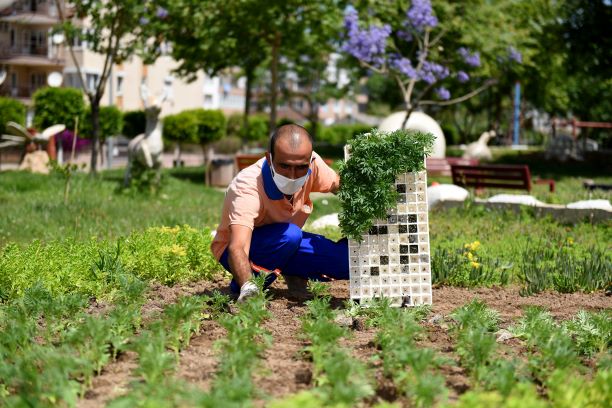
left=338, top=128, right=434, bottom=240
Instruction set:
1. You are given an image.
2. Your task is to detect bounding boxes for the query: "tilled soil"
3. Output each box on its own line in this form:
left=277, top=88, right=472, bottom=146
left=77, top=278, right=611, bottom=407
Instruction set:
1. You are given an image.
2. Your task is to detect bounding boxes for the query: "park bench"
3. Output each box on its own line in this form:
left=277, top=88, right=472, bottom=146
left=425, top=157, right=479, bottom=177
left=235, top=153, right=335, bottom=172
left=451, top=164, right=555, bottom=193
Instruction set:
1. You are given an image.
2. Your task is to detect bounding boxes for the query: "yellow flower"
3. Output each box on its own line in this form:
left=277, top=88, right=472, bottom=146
left=466, top=252, right=474, bottom=261
left=567, top=237, right=574, bottom=245
left=170, top=244, right=187, bottom=257
left=471, top=241, right=481, bottom=251
left=471, top=261, right=481, bottom=268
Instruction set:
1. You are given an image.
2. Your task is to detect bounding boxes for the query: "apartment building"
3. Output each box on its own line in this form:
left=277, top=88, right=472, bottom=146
left=0, top=0, right=362, bottom=124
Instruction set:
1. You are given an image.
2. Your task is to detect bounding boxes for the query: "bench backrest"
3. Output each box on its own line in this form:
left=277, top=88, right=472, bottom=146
left=451, top=164, right=532, bottom=192
left=426, top=157, right=479, bottom=176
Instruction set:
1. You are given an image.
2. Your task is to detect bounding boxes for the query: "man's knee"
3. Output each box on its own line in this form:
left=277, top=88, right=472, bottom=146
left=278, top=222, right=302, bottom=248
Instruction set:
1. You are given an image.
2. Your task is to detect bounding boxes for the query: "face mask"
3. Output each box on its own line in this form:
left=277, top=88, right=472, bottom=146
left=269, top=158, right=311, bottom=196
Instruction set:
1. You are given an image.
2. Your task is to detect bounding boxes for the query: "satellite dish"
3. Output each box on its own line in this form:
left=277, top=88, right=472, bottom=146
left=0, top=68, right=6, bottom=86
left=41, top=124, right=66, bottom=141
left=52, top=33, right=65, bottom=45
left=47, top=72, right=63, bottom=87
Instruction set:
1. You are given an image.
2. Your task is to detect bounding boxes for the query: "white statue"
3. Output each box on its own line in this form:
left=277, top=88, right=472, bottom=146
left=378, top=111, right=446, bottom=158
left=123, top=78, right=173, bottom=187
left=462, top=130, right=496, bottom=161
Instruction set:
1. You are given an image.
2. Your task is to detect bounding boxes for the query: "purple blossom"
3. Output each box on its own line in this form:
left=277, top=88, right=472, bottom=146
left=390, top=55, right=418, bottom=78
left=156, top=6, right=169, bottom=19
left=139, top=17, right=149, bottom=25
left=436, top=87, right=451, bottom=100
left=457, top=70, right=469, bottom=83
left=342, top=7, right=391, bottom=66
left=508, top=46, right=522, bottom=63
left=407, top=0, right=438, bottom=31
left=418, top=60, right=449, bottom=84
left=458, top=47, right=481, bottom=67
left=397, top=30, right=413, bottom=42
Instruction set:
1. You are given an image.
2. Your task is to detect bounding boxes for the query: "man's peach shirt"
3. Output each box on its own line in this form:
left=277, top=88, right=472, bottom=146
left=210, top=152, right=340, bottom=260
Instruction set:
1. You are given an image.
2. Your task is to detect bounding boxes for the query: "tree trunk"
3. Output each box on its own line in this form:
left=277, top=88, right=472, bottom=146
left=307, top=99, right=319, bottom=141
left=90, top=102, right=100, bottom=174
left=244, top=67, right=253, bottom=128
left=269, top=31, right=281, bottom=133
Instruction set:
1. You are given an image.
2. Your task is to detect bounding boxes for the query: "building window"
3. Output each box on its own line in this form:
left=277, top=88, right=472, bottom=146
left=86, top=73, right=100, bottom=92
left=116, top=75, right=124, bottom=96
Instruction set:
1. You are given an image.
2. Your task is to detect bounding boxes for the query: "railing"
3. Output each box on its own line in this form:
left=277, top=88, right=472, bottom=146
left=0, top=86, right=38, bottom=98
left=0, top=43, right=49, bottom=58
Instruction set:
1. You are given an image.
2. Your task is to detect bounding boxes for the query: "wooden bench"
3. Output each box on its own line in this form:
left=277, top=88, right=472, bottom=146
left=426, top=157, right=479, bottom=176
left=235, top=153, right=335, bottom=172
left=451, top=164, right=555, bottom=193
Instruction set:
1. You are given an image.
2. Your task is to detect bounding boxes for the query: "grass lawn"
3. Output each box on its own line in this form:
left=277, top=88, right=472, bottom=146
left=0, top=167, right=225, bottom=246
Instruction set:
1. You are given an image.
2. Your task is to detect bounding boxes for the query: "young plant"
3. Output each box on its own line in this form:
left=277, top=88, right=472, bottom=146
left=338, top=128, right=434, bottom=240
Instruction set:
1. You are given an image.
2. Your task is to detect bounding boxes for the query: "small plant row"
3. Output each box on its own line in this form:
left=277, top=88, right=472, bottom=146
left=0, top=272, right=147, bottom=406
left=284, top=282, right=374, bottom=407
left=110, top=278, right=270, bottom=408
left=366, top=300, right=448, bottom=407
left=519, top=244, right=611, bottom=295
left=432, top=241, right=511, bottom=288
left=0, top=225, right=219, bottom=302
left=450, top=299, right=524, bottom=396
left=431, top=239, right=611, bottom=295
left=444, top=301, right=611, bottom=407
left=108, top=292, right=229, bottom=407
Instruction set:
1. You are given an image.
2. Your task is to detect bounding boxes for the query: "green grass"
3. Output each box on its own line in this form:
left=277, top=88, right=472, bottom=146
left=0, top=167, right=225, bottom=246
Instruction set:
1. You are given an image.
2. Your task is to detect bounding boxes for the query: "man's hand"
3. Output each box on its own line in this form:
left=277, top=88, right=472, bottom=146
left=228, top=224, right=254, bottom=288
left=237, top=281, right=259, bottom=302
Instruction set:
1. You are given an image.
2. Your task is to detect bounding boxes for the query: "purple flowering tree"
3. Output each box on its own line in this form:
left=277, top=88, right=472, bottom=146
left=342, top=0, right=498, bottom=127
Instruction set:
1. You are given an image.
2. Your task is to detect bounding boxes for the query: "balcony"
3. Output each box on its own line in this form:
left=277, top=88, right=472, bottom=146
left=0, top=42, right=64, bottom=66
left=0, top=84, right=41, bottom=99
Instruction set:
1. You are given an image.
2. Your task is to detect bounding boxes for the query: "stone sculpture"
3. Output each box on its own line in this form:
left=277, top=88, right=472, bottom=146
left=462, top=130, right=495, bottom=160
left=123, top=79, right=173, bottom=186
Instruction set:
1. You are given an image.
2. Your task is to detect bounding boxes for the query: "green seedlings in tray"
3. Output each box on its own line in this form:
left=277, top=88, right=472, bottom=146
left=338, top=128, right=434, bottom=241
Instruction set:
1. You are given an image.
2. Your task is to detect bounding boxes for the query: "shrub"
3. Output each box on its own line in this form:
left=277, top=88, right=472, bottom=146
left=214, top=136, right=243, bottom=154
left=226, top=113, right=243, bottom=138
left=33, top=87, right=85, bottom=130
left=188, top=109, right=226, bottom=145
left=122, top=110, right=146, bottom=138
left=81, top=105, right=123, bottom=140
left=0, top=97, right=26, bottom=135
left=240, top=114, right=269, bottom=142
left=318, top=123, right=372, bottom=145
left=163, top=111, right=199, bottom=144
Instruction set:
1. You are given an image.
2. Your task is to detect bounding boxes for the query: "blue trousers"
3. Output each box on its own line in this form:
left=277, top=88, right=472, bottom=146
left=219, top=223, right=349, bottom=293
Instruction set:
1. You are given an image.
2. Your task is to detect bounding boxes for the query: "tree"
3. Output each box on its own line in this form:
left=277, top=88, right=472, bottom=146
left=343, top=0, right=524, bottom=128
left=56, top=0, right=155, bottom=174
left=151, top=0, right=347, bottom=134
left=33, top=87, right=85, bottom=130
left=280, top=2, right=349, bottom=140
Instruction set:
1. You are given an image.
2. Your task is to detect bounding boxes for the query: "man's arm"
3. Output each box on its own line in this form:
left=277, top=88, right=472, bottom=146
left=227, top=224, right=254, bottom=288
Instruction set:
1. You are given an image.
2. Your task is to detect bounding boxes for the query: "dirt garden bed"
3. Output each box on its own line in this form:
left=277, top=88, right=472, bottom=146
left=77, top=278, right=611, bottom=407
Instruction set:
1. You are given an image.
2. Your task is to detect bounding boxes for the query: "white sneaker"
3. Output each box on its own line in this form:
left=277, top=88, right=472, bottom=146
left=237, top=281, right=259, bottom=303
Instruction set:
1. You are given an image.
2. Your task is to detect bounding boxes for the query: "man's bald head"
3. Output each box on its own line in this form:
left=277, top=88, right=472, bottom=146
left=269, top=124, right=313, bottom=157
